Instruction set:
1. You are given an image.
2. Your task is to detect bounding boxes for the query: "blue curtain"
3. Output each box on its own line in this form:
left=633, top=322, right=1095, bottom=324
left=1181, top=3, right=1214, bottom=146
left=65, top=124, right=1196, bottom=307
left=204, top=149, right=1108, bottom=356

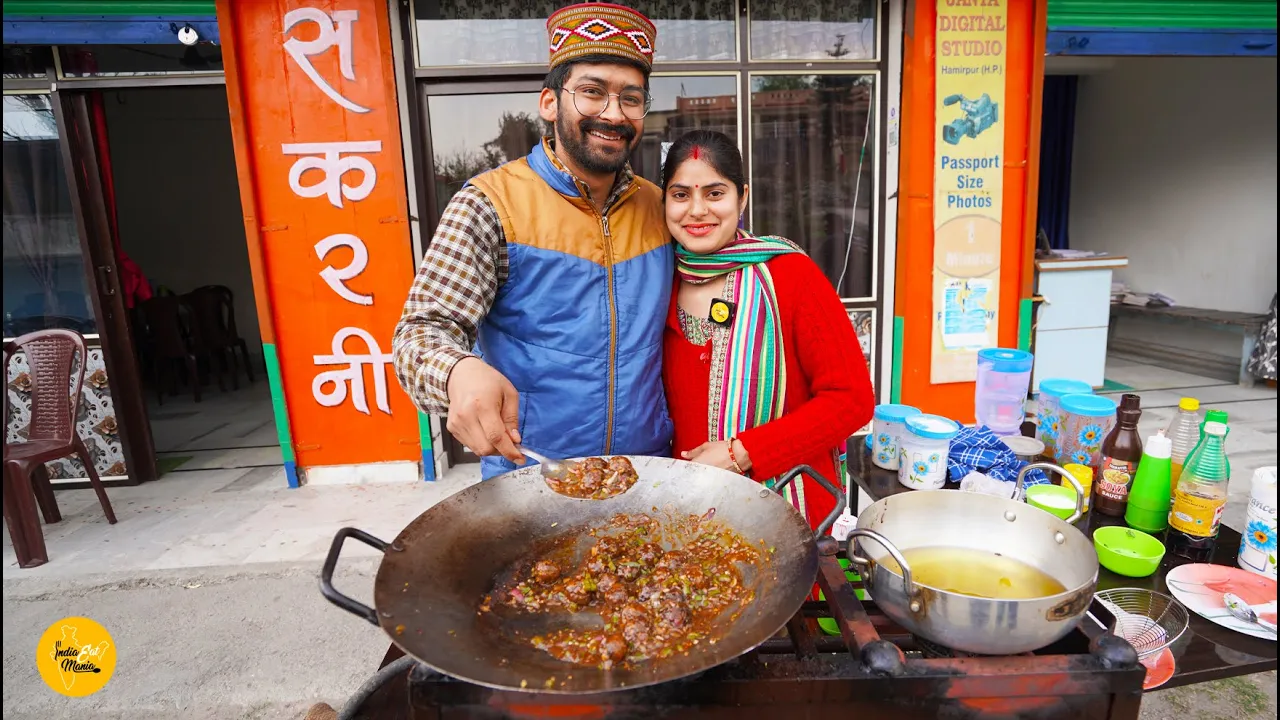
left=1036, top=75, right=1078, bottom=250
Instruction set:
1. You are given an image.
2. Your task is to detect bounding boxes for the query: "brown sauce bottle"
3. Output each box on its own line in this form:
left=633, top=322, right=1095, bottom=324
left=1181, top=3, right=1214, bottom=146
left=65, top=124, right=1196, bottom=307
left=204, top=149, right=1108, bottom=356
left=1093, top=394, right=1144, bottom=517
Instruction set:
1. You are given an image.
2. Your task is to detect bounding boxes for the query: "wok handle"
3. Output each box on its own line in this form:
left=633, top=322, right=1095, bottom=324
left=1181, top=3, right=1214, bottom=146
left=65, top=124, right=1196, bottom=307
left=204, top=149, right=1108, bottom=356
left=1017, top=461, right=1086, bottom=524
left=320, top=527, right=389, bottom=627
left=774, top=464, right=847, bottom=537
left=846, top=528, right=918, bottom=602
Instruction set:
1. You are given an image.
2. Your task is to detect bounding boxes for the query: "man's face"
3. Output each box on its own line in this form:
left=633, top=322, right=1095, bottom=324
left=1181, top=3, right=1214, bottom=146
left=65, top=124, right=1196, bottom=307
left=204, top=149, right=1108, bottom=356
left=540, top=62, right=647, bottom=177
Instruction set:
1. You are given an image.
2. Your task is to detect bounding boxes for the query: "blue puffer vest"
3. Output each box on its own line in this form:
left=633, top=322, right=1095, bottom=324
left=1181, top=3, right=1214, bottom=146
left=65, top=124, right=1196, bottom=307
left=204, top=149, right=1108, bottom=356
left=466, top=141, right=673, bottom=479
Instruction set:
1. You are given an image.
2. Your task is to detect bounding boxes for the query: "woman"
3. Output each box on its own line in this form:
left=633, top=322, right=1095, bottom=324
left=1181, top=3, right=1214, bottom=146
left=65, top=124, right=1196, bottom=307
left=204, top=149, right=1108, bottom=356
left=661, top=130, right=875, bottom=532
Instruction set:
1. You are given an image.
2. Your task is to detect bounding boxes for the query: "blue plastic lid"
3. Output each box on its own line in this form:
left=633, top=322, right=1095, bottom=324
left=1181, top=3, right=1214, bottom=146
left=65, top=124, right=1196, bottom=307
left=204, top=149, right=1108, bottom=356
left=873, top=404, right=922, bottom=423
left=1060, top=393, right=1117, bottom=418
left=904, top=414, right=961, bottom=440
left=1039, top=378, right=1093, bottom=399
left=977, top=348, right=1034, bottom=373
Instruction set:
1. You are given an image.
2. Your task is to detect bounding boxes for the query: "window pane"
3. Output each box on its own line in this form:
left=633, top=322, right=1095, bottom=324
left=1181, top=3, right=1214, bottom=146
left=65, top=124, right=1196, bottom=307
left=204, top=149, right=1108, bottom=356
left=59, top=45, right=223, bottom=78
left=413, top=0, right=736, bottom=67
left=750, top=0, right=876, bottom=61
left=3, top=46, right=54, bottom=79
left=749, top=74, right=875, bottom=298
left=630, top=75, right=738, bottom=186
left=2, top=95, right=97, bottom=338
left=427, top=92, right=545, bottom=215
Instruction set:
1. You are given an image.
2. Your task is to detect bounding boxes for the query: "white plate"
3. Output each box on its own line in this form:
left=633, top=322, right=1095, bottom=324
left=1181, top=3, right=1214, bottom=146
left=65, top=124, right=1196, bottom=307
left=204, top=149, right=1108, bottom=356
left=1165, top=563, right=1277, bottom=642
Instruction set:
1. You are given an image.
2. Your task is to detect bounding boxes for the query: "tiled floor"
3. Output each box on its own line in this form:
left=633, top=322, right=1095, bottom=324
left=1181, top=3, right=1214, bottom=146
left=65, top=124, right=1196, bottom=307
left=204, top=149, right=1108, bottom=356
left=145, top=380, right=282, bottom=471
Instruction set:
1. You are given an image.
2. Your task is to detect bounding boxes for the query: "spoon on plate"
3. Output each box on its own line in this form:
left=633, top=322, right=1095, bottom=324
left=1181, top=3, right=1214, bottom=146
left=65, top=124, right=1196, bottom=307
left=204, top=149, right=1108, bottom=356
left=1224, top=593, right=1277, bottom=634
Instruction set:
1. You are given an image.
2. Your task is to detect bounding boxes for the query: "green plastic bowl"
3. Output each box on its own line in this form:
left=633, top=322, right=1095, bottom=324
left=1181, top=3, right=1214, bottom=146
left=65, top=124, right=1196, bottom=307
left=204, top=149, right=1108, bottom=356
left=1093, top=526, right=1166, bottom=578
left=1026, top=483, right=1080, bottom=520
left=817, top=558, right=868, bottom=636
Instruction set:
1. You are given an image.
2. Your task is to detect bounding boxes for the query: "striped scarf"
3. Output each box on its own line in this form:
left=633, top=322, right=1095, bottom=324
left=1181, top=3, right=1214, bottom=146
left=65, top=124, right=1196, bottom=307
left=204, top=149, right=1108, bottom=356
left=675, top=230, right=804, bottom=498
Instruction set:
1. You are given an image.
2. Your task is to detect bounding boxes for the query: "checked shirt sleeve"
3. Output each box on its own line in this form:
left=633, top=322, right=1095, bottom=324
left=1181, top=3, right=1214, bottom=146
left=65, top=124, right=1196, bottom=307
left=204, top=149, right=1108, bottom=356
left=392, top=186, right=507, bottom=416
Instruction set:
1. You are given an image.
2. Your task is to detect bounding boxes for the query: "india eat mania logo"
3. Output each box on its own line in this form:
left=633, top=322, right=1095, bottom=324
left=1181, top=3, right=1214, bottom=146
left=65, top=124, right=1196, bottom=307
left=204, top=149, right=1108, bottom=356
left=36, top=617, right=116, bottom=697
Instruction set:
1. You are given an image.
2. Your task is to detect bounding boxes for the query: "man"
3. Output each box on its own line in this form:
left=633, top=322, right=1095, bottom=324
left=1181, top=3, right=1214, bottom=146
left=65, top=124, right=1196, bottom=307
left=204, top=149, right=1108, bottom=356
left=392, top=3, right=672, bottom=479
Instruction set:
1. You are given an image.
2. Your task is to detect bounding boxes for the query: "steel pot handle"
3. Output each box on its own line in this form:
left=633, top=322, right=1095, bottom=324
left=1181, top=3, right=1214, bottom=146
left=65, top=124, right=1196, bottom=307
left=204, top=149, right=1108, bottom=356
left=1016, top=461, right=1087, bottom=524
left=320, top=527, right=390, bottom=626
left=774, top=464, right=847, bottom=537
left=846, top=528, right=917, bottom=602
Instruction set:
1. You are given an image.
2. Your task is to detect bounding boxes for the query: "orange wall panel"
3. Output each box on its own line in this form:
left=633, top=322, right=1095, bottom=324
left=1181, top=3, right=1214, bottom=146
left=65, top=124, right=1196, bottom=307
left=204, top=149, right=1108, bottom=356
left=218, top=0, right=420, bottom=467
left=896, top=0, right=1043, bottom=422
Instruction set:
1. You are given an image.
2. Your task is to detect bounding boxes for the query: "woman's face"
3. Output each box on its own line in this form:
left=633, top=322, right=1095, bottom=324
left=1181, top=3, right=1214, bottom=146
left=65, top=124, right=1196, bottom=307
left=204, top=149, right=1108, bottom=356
left=664, top=158, right=749, bottom=255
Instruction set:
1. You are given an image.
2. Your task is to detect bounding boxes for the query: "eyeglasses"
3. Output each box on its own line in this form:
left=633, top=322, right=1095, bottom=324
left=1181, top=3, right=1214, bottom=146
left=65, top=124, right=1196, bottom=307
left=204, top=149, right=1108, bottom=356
left=563, top=85, right=652, bottom=120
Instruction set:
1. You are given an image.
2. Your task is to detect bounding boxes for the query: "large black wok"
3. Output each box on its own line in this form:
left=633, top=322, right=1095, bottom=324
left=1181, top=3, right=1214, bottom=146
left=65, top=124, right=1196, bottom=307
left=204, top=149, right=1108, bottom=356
left=320, top=456, right=843, bottom=694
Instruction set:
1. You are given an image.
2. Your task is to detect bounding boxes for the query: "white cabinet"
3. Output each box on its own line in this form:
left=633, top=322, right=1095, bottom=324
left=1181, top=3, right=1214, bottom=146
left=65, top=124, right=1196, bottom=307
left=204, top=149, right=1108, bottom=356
left=1032, top=257, right=1129, bottom=392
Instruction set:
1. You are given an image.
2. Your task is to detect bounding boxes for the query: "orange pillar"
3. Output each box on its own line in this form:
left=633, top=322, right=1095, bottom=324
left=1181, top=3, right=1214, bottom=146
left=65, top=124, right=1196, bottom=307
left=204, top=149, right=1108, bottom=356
left=217, top=0, right=421, bottom=477
left=895, top=0, right=1047, bottom=422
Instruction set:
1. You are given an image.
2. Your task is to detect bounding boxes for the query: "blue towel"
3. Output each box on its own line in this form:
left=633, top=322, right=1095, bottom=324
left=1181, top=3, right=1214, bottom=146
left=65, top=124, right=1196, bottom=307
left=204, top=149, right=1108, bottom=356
left=947, top=426, right=1049, bottom=486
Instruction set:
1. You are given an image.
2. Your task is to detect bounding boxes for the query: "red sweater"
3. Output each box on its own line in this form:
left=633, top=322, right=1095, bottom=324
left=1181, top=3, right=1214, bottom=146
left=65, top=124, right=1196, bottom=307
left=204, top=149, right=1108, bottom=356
left=662, top=253, right=876, bottom=532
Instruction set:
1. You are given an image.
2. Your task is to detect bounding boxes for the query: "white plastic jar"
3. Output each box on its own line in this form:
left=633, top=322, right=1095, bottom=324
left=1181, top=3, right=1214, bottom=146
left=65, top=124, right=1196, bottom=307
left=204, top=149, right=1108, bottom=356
left=898, top=414, right=961, bottom=491
left=1238, top=466, right=1277, bottom=580
left=871, top=404, right=922, bottom=471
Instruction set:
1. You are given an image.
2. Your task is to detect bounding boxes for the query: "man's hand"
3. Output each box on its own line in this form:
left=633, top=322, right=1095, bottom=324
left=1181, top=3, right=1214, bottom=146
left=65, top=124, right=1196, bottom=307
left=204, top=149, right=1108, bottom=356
left=445, top=357, right=525, bottom=464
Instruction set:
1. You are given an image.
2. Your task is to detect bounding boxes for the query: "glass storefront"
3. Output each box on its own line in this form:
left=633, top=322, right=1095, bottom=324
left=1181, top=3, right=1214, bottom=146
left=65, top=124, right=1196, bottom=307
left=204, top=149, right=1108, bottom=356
left=412, top=0, right=739, bottom=67
left=749, top=73, right=875, bottom=299
left=2, top=93, right=98, bottom=338
left=412, top=0, right=885, bottom=301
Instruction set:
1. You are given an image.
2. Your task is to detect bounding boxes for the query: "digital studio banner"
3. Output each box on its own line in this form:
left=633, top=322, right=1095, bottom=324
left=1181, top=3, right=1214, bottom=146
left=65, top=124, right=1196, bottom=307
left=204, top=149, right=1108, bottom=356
left=931, top=0, right=1008, bottom=384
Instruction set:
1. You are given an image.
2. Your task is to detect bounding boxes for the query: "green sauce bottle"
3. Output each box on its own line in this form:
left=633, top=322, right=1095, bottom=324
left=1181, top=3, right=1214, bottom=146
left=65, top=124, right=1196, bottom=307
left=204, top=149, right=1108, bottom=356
left=1125, top=430, right=1172, bottom=533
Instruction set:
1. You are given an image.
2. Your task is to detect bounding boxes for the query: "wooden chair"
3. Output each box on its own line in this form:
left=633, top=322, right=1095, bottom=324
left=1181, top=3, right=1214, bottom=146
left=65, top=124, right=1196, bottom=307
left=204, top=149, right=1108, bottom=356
left=3, top=329, right=117, bottom=569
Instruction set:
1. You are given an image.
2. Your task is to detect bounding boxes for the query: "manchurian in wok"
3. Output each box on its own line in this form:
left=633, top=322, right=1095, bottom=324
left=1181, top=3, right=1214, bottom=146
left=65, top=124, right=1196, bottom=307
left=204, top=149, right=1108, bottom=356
left=479, top=506, right=766, bottom=670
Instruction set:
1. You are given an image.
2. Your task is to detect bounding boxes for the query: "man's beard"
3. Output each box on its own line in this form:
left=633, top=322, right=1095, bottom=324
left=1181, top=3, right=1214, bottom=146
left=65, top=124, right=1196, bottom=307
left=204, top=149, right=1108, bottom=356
left=556, top=104, right=637, bottom=176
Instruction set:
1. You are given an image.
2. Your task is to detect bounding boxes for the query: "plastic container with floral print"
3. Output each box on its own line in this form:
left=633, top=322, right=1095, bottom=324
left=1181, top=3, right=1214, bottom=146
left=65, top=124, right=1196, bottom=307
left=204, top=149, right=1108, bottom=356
left=1036, top=378, right=1094, bottom=463
left=1239, top=466, right=1277, bottom=580
left=1057, top=394, right=1117, bottom=471
left=897, top=414, right=961, bottom=491
left=871, top=404, right=922, bottom=471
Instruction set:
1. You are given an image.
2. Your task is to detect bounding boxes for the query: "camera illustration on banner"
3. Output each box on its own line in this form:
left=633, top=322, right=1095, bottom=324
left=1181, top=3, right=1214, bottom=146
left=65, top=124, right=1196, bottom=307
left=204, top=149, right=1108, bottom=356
left=941, top=93, right=999, bottom=145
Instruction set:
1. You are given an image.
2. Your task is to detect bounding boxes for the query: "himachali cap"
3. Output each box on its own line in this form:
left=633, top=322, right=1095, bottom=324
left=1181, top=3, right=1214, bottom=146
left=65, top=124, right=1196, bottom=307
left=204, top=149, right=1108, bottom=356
left=547, top=3, right=657, bottom=71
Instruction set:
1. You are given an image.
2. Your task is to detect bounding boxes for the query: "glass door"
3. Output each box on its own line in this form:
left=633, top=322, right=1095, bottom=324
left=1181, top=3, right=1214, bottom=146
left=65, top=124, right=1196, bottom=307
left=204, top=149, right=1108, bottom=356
left=3, top=90, right=156, bottom=484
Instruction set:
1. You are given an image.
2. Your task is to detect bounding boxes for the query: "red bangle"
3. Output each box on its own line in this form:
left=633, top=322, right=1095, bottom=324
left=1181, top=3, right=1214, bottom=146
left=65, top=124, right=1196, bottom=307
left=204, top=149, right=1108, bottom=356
left=728, top=438, right=745, bottom=475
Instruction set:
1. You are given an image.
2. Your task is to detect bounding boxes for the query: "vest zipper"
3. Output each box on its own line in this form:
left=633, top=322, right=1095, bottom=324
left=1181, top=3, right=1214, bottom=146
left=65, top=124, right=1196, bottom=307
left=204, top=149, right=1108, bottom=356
left=601, top=212, right=617, bottom=454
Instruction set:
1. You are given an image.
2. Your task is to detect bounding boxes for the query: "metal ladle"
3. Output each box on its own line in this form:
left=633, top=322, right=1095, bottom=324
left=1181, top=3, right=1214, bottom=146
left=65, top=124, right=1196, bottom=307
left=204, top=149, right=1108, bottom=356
left=517, top=447, right=574, bottom=482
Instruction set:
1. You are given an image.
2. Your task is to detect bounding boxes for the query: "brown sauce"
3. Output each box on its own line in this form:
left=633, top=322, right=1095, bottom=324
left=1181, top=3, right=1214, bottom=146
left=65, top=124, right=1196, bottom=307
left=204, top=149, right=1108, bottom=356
left=479, top=511, right=763, bottom=669
left=546, top=456, right=640, bottom=500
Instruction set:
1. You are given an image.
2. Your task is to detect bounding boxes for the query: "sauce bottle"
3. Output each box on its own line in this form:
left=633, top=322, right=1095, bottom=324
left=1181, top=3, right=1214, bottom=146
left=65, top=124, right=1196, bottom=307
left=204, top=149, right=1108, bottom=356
left=1093, top=394, right=1143, bottom=517
left=1168, top=411, right=1231, bottom=562
left=1125, top=430, right=1172, bottom=533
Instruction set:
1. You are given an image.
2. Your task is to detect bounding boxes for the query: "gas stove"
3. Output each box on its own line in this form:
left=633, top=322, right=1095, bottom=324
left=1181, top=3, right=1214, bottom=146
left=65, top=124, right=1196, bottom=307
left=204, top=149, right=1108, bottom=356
left=365, top=538, right=1147, bottom=720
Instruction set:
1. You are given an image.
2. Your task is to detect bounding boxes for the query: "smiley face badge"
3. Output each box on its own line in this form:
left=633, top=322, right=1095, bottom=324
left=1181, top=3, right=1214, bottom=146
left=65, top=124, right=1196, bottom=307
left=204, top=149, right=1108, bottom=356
left=708, top=298, right=736, bottom=327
